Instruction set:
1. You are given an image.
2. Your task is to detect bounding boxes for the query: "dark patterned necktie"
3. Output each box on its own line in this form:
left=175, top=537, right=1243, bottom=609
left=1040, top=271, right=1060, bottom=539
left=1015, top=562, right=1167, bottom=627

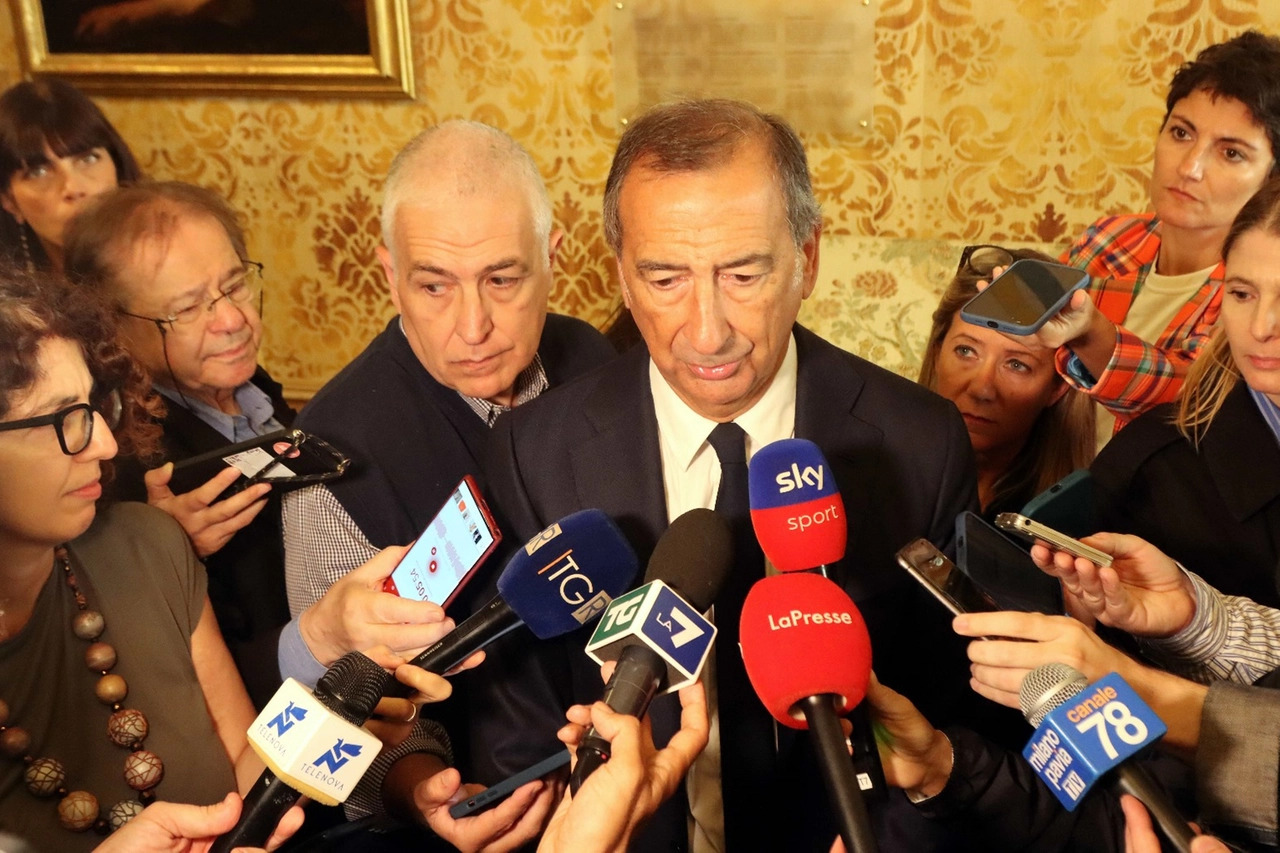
left=707, top=422, right=777, bottom=849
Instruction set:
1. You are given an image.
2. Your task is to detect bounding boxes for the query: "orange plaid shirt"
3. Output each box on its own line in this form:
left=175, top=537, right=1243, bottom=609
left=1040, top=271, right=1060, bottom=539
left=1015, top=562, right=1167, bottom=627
left=1057, top=214, right=1223, bottom=430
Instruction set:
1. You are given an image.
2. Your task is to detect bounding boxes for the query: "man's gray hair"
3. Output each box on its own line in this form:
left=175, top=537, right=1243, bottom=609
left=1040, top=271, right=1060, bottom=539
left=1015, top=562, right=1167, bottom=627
left=381, top=120, right=553, bottom=250
left=602, top=99, right=822, bottom=253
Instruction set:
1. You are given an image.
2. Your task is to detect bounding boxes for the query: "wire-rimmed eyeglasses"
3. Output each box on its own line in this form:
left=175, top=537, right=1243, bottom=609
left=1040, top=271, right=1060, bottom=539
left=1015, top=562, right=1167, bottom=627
left=0, top=387, right=123, bottom=455
left=121, top=261, right=264, bottom=333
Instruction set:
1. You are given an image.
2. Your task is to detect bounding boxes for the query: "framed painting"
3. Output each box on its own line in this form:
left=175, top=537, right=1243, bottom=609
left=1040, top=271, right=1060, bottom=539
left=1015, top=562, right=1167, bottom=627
left=9, top=0, right=414, bottom=98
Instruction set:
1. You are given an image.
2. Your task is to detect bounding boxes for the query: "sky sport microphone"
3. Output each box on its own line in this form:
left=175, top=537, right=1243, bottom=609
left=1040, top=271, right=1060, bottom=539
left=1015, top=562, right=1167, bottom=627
left=384, top=508, right=640, bottom=697
left=1019, top=663, right=1195, bottom=853
left=747, top=438, right=887, bottom=803
left=748, top=438, right=846, bottom=574
left=569, top=508, right=732, bottom=792
left=739, top=572, right=877, bottom=853
left=210, top=653, right=388, bottom=853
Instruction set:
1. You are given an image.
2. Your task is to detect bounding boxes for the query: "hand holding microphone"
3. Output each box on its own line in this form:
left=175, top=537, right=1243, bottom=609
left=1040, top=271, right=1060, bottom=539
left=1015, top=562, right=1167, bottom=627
left=1019, top=662, right=1195, bottom=853
left=738, top=572, right=878, bottom=852
left=214, top=510, right=639, bottom=851
left=570, top=508, right=731, bottom=791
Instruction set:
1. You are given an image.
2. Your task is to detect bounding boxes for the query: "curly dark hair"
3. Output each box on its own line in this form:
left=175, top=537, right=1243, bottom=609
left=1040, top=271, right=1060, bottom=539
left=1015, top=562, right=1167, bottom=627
left=0, top=262, right=162, bottom=469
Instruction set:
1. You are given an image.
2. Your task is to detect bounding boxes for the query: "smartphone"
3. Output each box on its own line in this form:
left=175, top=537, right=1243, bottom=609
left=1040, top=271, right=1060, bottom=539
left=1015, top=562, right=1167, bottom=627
left=448, top=751, right=570, bottom=819
left=169, top=428, right=350, bottom=501
left=994, top=512, right=1112, bottom=568
left=959, top=258, right=1090, bottom=335
left=895, top=538, right=1000, bottom=616
left=381, top=475, right=501, bottom=609
left=1019, top=468, right=1096, bottom=540
left=956, top=512, right=1064, bottom=614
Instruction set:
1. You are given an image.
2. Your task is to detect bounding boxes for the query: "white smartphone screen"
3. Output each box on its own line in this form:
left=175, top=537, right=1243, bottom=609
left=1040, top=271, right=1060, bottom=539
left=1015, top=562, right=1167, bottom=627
left=386, top=477, right=499, bottom=607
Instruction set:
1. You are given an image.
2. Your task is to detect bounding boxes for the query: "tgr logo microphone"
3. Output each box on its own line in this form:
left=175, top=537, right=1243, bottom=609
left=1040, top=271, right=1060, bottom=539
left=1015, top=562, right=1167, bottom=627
left=267, top=701, right=309, bottom=737
left=775, top=463, right=825, bottom=493
left=312, top=738, right=365, bottom=774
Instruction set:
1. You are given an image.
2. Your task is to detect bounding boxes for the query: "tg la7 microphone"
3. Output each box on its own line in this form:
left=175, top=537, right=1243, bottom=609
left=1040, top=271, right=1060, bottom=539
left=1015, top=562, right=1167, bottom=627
left=570, top=508, right=732, bottom=792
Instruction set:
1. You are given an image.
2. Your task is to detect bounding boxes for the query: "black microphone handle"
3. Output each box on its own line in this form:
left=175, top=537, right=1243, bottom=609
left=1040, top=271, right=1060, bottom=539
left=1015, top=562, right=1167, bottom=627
left=569, top=643, right=666, bottom=793
left=796, top=694, right=878, bottom=853
left=208, top=768, right=300, bottom=853
left=1113, top=765, right=1195, bottom=853
left=384, top=595, right=523, bottom=698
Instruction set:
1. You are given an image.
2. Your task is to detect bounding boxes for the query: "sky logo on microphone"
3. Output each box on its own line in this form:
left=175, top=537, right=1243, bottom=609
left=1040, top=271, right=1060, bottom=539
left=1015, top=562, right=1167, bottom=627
left=775, top=462, right=825, bottom=493
left=313, top=738, right=365, bottom=774
left=749, top=439, right=848, bottom=571
left=266, top=701, right=309, bottom=737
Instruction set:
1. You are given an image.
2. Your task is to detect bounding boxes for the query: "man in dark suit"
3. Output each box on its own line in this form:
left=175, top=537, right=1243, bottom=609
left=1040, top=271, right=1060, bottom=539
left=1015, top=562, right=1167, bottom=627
left=472, top=99, right=990, bottom=852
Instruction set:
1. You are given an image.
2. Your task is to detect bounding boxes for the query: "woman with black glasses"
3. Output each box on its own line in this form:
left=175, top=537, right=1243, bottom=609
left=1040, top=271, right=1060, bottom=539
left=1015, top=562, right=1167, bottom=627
left=919, top=245, right=1095, bottom=517
left=0, top=265, right=302, bottom=851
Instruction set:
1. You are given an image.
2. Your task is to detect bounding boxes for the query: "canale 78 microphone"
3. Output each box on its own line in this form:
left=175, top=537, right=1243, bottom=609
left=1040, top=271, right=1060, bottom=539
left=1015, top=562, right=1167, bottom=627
left=748, top=438, right=846, bottom=573
left=739, top=572, right=878, bottom=852
left=1019, top=663, right=1194, bottom=853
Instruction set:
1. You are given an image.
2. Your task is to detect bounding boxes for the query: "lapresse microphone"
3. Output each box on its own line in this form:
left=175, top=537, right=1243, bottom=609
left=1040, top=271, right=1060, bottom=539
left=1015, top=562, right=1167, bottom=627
left=748, top=437, right=846, bottom=573
left=747, top=438, right=886, bottom=801
left=384, top=508, right=641, bottom=696
left=210, top=652, right=389, bottom=853
left=739, top=572, right=878, bottom=853
left=570, top=508, right=732, bottom=792
left=1019, top=663, right=1195, bottom=853
left=215, top=510, right=638, bottom=850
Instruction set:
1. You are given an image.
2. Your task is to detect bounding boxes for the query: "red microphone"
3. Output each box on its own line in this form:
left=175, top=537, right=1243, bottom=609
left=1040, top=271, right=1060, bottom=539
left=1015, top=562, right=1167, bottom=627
left=748, top=438, right=846, bottom=573
left=739, top=572, right=877, bottom=852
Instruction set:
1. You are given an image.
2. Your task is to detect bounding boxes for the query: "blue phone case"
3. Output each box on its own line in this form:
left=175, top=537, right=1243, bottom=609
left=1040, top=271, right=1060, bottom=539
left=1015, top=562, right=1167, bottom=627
left=1019, top=468, right=1097, bottom=540
left=958, top=258, right=1089, bottom=335
left=448, top=751, right=570, bottom=819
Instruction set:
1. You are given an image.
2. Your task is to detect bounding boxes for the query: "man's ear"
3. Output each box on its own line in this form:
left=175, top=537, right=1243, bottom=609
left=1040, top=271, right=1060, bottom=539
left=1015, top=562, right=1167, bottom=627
left=377, top=244, right=402, bottom=313
left=800, top=224, right=821, bottom=300
left=616, top=259, right=633, bottom=309
left=547, top=229, right=565, bottom=269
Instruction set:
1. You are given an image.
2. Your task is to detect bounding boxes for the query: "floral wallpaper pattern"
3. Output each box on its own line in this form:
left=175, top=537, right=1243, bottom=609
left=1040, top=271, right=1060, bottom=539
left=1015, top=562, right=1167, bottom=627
left=0, top=0, right=1269, bottom=397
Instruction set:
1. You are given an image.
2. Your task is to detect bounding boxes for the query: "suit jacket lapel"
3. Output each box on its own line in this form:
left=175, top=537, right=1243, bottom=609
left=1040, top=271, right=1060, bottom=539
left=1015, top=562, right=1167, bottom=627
left=569, top=345, right=669, bottom=560
left=793, top=326, right=882, bottom=582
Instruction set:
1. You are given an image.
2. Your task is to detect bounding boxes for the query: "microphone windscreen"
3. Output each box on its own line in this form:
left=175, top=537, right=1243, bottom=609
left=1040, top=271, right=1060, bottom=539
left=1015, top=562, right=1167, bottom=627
left=1019, top=662, right=1089, bottom=727
left=643, top=508, right=732, bottom=610
left=738, top=573, right=872, bottom=728
left=748, top=438, right=847, bottom=571
left=498, top=509, right=639, bottom=639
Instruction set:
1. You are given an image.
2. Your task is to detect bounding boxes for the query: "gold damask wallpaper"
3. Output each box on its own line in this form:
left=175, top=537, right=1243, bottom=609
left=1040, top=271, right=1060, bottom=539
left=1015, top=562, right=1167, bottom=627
left=0, top=0, right=1271, bottom=397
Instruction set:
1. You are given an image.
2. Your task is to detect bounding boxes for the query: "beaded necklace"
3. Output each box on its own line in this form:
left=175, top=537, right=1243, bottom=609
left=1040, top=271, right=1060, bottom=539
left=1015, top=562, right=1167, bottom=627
left=0, top=545, right=163, bottom=836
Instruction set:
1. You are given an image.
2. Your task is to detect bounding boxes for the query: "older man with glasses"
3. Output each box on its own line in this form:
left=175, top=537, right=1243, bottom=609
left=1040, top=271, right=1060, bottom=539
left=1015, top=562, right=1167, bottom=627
left=63, top=180, right=295, bottom=711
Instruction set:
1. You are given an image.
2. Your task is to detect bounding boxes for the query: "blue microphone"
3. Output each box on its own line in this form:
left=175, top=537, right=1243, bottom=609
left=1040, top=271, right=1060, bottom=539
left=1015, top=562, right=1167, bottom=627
left=1019, top=663, right=1194, bottom=852
left=386, top=508, right=641, bottom=692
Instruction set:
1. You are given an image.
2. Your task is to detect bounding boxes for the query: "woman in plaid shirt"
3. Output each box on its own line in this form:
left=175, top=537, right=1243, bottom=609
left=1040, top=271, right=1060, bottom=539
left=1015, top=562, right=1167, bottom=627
left=1015, top=32, right=1280, bottom=441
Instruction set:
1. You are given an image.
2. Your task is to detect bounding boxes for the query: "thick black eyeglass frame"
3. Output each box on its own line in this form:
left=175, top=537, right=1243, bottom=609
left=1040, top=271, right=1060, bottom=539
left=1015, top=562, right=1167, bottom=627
left=955, top=244, right=1015, bottom=278
left=0, top=388, right=123, bottom=455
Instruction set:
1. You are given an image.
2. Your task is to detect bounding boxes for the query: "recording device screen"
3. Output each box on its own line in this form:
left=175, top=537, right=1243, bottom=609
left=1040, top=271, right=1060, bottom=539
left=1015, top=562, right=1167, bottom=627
left=895, top=538, right=999, bottom=617
left=383, top=475, right=499, bottom=609
left=956, top=512, right=1063, bottom=614
left=959, top=258, right=1089, bottom=334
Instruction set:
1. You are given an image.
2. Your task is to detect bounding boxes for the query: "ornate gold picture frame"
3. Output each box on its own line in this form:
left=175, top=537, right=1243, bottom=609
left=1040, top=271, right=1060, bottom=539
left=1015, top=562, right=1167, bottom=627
left=9, top=0, right=414, bottom=98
